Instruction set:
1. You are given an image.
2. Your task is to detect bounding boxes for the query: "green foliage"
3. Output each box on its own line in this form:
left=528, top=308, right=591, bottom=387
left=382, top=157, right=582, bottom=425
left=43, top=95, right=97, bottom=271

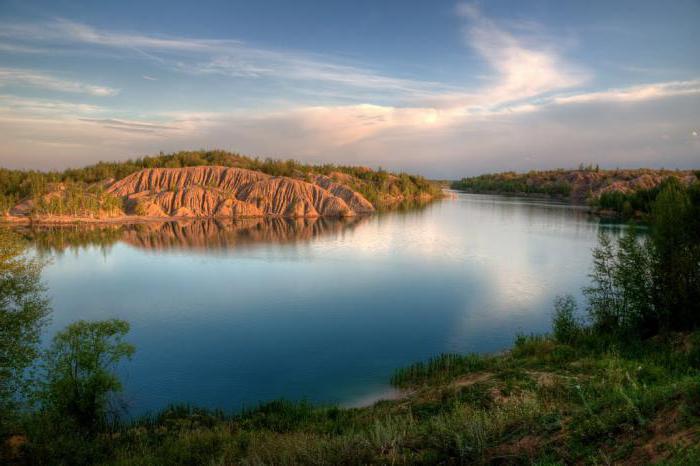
left=650, top=179, right=700, bottom=331
left=552, top=295, right=583, bottom=344
left=35, top=319, right=135, bottom=434
left=585, top=230, right=655, bottom=336
left=452, top=171, right=572, bottom=197
left=0, top=229, right=50, bottom=435
left=594, top=176, right=693, bottom=218
left=32, top=182, right=124, bottom=217
left=584, top=180, right=700, bottom=337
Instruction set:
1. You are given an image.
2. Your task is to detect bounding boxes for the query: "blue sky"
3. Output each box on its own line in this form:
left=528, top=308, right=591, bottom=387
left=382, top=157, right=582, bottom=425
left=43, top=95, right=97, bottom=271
left=0, top=0, right=698, bottom=176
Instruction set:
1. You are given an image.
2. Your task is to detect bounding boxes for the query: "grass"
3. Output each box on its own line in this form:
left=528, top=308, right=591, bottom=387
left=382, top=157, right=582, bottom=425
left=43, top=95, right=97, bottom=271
left=14, top=331, right=698, bottom=465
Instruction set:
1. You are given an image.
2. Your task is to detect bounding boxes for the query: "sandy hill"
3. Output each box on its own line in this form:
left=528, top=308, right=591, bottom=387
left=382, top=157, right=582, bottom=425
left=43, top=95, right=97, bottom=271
left=107, top=166, right=375, bottom=218
left=9, top=166, right=376, bottom=221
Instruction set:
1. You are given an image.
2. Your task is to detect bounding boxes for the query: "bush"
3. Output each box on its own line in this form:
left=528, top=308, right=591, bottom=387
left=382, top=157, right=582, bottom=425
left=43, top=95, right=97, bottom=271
left=552, top=295, right=583, bottom=344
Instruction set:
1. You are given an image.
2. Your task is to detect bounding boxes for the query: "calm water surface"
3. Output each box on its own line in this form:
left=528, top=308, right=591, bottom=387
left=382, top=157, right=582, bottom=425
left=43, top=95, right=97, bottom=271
left=28, top=193, right=621, bottom=415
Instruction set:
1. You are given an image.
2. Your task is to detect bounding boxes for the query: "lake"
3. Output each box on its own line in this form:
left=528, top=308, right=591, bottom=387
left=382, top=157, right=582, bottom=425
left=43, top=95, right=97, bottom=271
left=23, top=192, right=621, bottom=416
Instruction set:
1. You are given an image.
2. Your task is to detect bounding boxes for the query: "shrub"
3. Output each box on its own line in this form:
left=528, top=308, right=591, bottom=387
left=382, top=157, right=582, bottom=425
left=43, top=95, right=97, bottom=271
left=552, top=295, right=583, bottom=344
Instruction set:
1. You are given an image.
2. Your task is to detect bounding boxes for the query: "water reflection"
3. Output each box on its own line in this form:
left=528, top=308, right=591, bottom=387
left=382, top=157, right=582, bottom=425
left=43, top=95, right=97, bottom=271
left=16, top=216, right=369, bottom=255
left=14, top=193, right=617, bottom=415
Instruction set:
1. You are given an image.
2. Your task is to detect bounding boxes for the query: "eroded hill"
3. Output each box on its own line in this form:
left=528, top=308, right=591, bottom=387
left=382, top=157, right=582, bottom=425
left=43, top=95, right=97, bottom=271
left=107, top=166, right=375, bottom=218
left=0, top=150, right=439, bottom=222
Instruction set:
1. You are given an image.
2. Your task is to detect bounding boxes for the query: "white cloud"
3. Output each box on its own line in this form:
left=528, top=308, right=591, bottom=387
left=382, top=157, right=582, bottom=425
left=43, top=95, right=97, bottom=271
left=553, top=80, right=700, bottom=105
left=461, top=4, right=587, bottom=99
left=419, top=4, right=587, bottom=113
left=0, top=68, right=118, bottom=96
left=0, top=8, right=697, bottom=174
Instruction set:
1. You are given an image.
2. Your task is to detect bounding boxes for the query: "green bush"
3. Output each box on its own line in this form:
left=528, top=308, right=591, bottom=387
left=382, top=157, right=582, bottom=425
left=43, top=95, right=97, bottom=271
left=552, top=295, right=583, bottom=344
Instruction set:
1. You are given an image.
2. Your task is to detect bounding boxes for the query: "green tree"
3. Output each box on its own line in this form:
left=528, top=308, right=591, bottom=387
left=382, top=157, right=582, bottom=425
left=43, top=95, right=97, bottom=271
left=0, top=229, right=49, bottom=435
left=584, top=232, right=621, bottom=333
left=36, top=319, right=134, bottom=434
left=585, top=180, right=700, bottom=337
left=650, top=180, right=700, bottom=331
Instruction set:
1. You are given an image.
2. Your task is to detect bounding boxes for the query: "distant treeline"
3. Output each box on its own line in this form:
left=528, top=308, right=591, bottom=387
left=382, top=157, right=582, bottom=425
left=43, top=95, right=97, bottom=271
left=452, top=167, right=700, bottom=219
left=451, top=171, right=573, bottom=197
left=0, top=150, right=440, bottom=215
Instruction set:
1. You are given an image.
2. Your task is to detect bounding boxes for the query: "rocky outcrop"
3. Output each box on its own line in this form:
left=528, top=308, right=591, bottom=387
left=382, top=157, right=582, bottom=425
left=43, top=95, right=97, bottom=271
left=104, top=166, right=374, bottom=218
left=312, top=175, right=375, bottom=214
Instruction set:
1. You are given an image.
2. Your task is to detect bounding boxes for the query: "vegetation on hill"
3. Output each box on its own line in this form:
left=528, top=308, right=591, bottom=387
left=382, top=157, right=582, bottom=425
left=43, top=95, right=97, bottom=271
left=1, top=180, right=698, bottom=464
left=452, top=166, right=699, bottom=218
left=0, top=150, right=440, bottom=218
left=452, top=171, right=573, bottom=198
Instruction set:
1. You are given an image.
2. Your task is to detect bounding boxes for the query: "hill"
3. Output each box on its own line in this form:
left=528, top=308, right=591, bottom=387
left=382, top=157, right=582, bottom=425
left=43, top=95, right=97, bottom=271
left=0, top=151, right=440, bottom=222
left=452, top=168, right=699, bottom=217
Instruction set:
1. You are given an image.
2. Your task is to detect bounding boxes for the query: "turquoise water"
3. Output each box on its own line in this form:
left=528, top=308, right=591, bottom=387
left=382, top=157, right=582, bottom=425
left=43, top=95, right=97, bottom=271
left=31, top=193, right=617, bottom=415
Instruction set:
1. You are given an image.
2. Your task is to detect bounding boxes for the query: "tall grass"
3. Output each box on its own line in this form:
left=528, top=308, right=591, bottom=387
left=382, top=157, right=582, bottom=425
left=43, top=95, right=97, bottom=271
left=391, top=353, right=488, bottom=388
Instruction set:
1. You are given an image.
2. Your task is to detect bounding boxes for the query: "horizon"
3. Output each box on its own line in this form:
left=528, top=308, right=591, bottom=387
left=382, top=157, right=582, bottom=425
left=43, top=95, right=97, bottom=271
left=0, top=0, right=699, bottom=177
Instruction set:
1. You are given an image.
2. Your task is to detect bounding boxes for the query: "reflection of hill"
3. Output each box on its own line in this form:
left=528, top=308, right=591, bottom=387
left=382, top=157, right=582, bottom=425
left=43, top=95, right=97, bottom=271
left=15, top=224, right=124, bottom=255
left=15, top=216, right=368, bottom=254
left=121, top=217, right=366, bottom=252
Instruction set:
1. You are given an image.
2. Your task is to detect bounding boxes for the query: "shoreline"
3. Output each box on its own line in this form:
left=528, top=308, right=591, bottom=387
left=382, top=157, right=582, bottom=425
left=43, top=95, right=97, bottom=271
left=1, top=195, right=441, bottom=227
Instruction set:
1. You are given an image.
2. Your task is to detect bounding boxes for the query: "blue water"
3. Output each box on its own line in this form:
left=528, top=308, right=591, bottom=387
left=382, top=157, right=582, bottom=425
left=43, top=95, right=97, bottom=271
left=31, top=193, right=618, bottom=415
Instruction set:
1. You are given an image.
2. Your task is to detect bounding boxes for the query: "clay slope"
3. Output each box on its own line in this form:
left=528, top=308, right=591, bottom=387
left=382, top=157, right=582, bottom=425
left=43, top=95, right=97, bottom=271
left=106, top=166, right=374, bottom=218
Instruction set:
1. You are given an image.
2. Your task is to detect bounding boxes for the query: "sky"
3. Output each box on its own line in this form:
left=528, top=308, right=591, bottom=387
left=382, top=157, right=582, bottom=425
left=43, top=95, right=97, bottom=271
left=0, top=0, right=698, bottom=177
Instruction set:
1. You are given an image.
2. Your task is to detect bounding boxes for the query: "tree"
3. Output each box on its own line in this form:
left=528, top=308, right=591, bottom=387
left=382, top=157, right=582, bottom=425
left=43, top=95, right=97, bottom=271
left=0, top=229, right=49, bottom=435
left=650, top=180, right=700, bottom=331
left=37, top=319, right=134, bottom=434
left=584, top=232, right=622, bottom=333
left=585, top=180, right=700, bottom=337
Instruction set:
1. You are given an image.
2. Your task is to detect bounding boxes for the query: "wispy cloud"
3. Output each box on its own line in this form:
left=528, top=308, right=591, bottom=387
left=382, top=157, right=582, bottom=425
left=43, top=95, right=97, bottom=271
left=0, top=68, right=118, bottom=96
left=553, top=80, right=700, bottom=105
left=78, top=117, right=177, bottom=134
left=0, top=19, right=449, bottom=98
left=419, top=4, right=587, bottom=113
left=460, top=4, right=586, bottom=97
left=0, top=6, right=697, bottom=173
left=0, top=94, right=105, bottom=115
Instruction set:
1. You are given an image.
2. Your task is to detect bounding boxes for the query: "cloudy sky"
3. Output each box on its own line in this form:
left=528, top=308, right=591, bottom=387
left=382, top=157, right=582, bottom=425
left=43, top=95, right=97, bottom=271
left=0, top=0, right=698, bottom=177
